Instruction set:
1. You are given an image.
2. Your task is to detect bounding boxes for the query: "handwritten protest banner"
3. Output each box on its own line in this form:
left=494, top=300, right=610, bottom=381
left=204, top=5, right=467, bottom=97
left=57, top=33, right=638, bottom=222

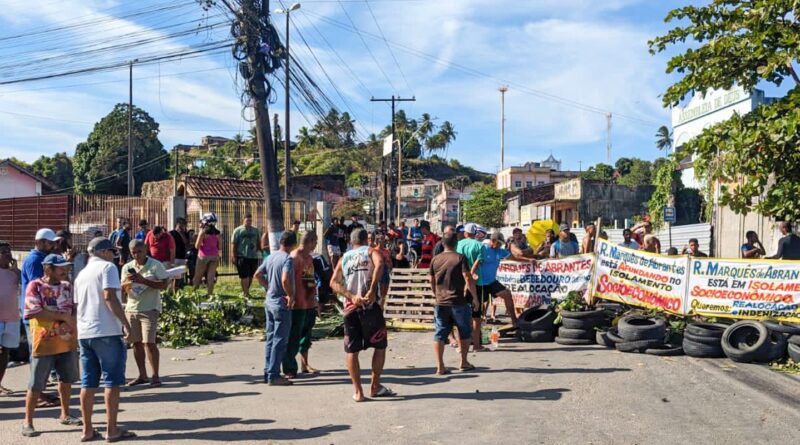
left=687, top=258, right=800, bottom=323
left=592, top=239, right=688, bottom=314
left=496, top=254, right=594, bottom=307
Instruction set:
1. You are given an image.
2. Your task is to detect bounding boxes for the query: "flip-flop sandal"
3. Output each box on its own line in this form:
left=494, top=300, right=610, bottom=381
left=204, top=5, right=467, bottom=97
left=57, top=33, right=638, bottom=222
left=0, top=385, right=14, bottom=396
left=352, top=394, right=367, bottom=403
left=106, top=430, right=136, bottom=443
left=126, top=378, right=149, bottom=387
left=149, top=380, right=163, bottom=388
left=81, top=429, right=102, bottom=442
left=371, top=386, right=397, bottom=398
left=435, top=369, right=450, bottom=376
left=301, top=369, right=321, bottom=375
left=60, top=415, right=84, bottom=426
left=459, top=364, right=476, bottom=372
left=36, top=398, right=60, bottom=408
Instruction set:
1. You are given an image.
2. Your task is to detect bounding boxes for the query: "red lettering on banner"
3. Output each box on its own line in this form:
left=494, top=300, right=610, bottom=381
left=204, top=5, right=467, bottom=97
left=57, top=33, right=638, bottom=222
left=690, top=286, right=794, bottom=303
left=596, top=274, right=682, bottom=312
left=617, top=261, right=669, bottom=283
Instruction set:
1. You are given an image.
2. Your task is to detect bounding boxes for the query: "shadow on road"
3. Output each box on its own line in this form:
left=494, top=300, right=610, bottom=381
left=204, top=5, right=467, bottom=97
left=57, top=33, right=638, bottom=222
left=124, top=390, right=261, bottom=404
left=140, top=423, right=350, bottom=442
left=396, top=388, right=570, bottom=402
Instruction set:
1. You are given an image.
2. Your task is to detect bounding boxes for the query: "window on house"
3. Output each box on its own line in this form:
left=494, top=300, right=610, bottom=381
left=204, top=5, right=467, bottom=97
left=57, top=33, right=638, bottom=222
left=526, top=181, right=533, bottom=188
left=514, top=181, right=522, bottom=189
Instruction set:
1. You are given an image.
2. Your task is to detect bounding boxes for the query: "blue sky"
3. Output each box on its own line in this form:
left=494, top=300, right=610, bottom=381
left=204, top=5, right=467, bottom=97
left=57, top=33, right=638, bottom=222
left=0, top=0, right=691, bottom=173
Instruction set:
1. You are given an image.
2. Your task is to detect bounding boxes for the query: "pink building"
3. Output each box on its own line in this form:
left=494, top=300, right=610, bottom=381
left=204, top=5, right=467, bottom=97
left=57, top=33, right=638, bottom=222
left=0, top=159, right=55, bottom=199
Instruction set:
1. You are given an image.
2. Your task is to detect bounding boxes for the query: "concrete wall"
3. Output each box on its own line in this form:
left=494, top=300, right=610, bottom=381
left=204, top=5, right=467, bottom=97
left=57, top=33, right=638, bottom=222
left=0, top=166, right=39, bottom=199
left=714, top=204, right=782, bottom=259
left=577, top=183, right=654, bottom=226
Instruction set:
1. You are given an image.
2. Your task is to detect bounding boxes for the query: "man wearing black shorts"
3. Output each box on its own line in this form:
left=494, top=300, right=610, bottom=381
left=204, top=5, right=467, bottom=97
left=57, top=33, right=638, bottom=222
left=231, top=215, right=261, bottom=298
left=330, top=228, right=394, bottom=402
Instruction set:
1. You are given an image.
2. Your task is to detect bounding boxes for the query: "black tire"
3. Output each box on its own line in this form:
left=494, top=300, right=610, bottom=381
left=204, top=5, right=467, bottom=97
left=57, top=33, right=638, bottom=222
left=721, top=321, right=773, bottom=363
left=789, top=335, right=800, bottom=346
left=560, top=309, right=604, bottom=320
left=682, top=338, right=724, bottom=358
left=618, top=316, right=666, bottom=342
left=615, top=339, right=663, bottom=353
left=517, top=329, right=554, bottom=343
left=645, top=344, right=684, bottom=356
left=555, top=337, right=595, bottom=346
left=517, top=306, right=557, bottom=332
left=685, top=322, right=727, bottom=338
left=788, top=342, right=800, bottom=362
left=683, top=331, right=723, bottom=346
left=755, top=330, right=787, bottom=363
left=596, top=330, right=615, bottom=348
left=606, top=327, right=624, bottom=344
left=558, top=327, right=593, bottom=340
left=561, top=317, right=602, bottom=330
left=763, top=320, right=800, bottom=336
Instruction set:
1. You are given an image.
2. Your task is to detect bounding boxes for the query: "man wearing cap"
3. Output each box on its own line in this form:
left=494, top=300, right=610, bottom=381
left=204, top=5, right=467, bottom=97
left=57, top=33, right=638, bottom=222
left=122, top=239, right=168, bottom=388
left=508, top=228, right=536, bottom=259
left=74, top=238, right=135, bottom=442
left=480, top=232, right=530, bottom=327
left=550, top=224, right=580, bottom=258
left=457, top=223, right=487, bottom=351
left=22, top=254, right=82, bottom=436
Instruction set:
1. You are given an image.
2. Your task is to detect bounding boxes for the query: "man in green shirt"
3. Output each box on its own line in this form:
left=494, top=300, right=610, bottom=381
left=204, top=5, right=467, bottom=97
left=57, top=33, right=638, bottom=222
left=122, top=239, right=168, bottom=387
left=231, top=214, right=262, bottom=298
left=456, top=223, right=488, bottom=351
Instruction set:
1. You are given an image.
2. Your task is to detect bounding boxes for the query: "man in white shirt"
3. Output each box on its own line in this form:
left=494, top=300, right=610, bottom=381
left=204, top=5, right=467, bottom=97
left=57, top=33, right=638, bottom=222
left=74, top=238, right=135, bottom=442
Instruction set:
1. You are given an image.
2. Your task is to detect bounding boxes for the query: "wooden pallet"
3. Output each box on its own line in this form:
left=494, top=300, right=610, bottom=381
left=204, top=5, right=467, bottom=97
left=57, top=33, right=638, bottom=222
left=384, top=268, right=436, bottom=326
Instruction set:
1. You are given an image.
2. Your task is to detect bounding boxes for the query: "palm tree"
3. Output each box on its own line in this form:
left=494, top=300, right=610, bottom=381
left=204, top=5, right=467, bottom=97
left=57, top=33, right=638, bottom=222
left=655, top=125, right=673, bottom=152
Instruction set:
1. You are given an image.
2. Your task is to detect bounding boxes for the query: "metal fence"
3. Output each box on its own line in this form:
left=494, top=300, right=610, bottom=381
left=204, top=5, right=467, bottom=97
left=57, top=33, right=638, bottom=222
left=69, top=195, right=170, bottom=248
left=0, top=195, right=69, bottom=248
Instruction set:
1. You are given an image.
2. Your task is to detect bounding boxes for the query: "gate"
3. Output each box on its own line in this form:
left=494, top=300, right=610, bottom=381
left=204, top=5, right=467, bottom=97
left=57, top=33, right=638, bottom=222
left=0, top=195, right=69, bottom=248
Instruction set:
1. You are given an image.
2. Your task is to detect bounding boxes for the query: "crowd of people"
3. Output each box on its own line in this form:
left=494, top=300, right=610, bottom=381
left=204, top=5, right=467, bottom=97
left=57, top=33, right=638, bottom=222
left=2, top=213, right=800, bottom=438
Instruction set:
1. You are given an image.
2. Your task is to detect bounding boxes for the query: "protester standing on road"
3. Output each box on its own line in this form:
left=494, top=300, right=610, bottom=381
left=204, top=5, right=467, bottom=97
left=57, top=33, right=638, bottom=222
left=345, top=214, right=364, bottom=244
left=122, top=239, right=168, bottom=388
left=681, top=238, right=708, bottom=257
left=283, top=232, right=319, bottom=379
left=417, top=221, right=440, bottom=269
left=193, top=218, right=221, bottom=296
left=135, top=220, right=149, bottom=241
left=232, top=215, right=262, bottom=298
left=429, top=232, right=479, bottom=375
left=330, top=228, right=393, bottom=402
left=337, top=218, right=349, bottom=255
left=409, top=218, right=423, bottom=258
left=22, top=254, right=82, bottom=437
left=145, top=226, right=175, bottom=266
left=324, top=217, right=343, bottom=267
left=74, top=238, right=134, bottom=442
left=392, top=239, right=411, bottom=269
left=255, top=231, right=297, bottom=386
left=766, top=222, right=800, bottom=260
left=741, top=231, right=766, bottom=259
left=509, top=227, right=536, bottom=259
left=481, top=232, right=530, bottom=325
left=0, top=241, right=20, bottom=396
left=619, top=228, right=640, bottom=250
left=432, top=225, right=455, bottom=257
left=457, top=223, right=486, bottom=351
left=581, top=222, right=597, bottom=254
left=550, top=224, right=579, bottom=259
left=369, top=231, right=393, bottom=300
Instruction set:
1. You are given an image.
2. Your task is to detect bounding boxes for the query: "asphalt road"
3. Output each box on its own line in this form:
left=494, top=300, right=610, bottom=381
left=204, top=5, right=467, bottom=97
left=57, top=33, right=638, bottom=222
left=1, top=332, right=798, bottom=444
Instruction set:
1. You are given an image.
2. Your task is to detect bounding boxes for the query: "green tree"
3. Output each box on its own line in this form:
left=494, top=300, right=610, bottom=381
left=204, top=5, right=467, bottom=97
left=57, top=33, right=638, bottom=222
left=581, top=163, right=615, bottom=181
left=462, top=184, right=505, bottom=228
left=655, top=125, right=673, bottom=152
left=29, top=152, right=73, bottom=190
left=332, top=198, right=368, bottom=220
left=73, top=104, right=167, bottom=195
left=617, top=159, right=653, bottom=187
left=615, top=157, right=634, bottom=177
left=650, top=0, right=800, bottom=221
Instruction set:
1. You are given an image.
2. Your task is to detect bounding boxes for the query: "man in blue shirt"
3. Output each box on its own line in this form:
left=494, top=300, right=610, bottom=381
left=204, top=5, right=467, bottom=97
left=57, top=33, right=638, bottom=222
left=479, top=232, right=534, bottom=328
left=134, top=220, right=149, bottom=241
left=255, top=231, right=297, bottom=386
left=408, top=219, right=423, bottom=258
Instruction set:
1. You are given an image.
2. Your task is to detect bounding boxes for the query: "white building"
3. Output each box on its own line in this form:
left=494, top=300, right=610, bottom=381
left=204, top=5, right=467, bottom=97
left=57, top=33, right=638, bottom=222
left=671, top=86, right=774, bottom=189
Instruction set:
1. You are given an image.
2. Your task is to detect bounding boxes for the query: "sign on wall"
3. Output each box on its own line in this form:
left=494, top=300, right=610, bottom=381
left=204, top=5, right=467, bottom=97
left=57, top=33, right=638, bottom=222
left=554, top=179, right=581, bottom=200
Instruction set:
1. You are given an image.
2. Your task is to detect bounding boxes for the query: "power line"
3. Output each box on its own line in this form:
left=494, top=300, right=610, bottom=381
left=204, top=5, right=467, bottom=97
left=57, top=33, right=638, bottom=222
left=363, top=0, right=414, bottom=96
left=335, top=0, right=397, bottom=93
left=48, top=151, right=172, bottom=194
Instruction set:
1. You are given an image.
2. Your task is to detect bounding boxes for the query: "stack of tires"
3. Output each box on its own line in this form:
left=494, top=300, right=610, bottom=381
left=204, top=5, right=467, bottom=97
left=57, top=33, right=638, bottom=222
left=613, top=315, right=681, bottom=355
left=516, top=306, right=557, bottom=343
left=721, top=321, right=787, bottom=363
left=764, top=322, right=800, bottom=362
left=555, top=308, right=605, bottom=346
left=682, top=322, right=726, bottom=358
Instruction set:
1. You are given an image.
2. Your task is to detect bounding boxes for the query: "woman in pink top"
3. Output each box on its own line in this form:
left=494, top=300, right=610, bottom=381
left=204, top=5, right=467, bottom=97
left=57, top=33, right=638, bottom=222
left=193, top=223, right=221, bottom=296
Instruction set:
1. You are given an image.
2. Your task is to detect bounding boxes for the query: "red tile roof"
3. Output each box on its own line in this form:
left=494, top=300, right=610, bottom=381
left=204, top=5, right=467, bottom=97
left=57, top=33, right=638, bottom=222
left=184, top=176, right=264, bottom=199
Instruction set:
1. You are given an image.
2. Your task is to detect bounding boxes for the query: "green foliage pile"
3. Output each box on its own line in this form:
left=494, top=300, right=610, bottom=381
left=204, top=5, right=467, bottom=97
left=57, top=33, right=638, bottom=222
left=650, top=0, right=800, bottom=221
left=158, top=289, right=251, bottom=348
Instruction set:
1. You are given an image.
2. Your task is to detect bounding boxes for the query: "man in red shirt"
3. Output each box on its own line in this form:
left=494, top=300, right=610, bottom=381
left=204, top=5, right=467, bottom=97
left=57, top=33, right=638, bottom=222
left=416, top=221, right=440, bottom=269
left=144, top=226, right=175, bottom=265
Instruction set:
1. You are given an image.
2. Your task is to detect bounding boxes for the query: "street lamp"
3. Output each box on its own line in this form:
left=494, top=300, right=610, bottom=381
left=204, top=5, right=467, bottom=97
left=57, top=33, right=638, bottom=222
left=274, top=2, right=300, bottom=200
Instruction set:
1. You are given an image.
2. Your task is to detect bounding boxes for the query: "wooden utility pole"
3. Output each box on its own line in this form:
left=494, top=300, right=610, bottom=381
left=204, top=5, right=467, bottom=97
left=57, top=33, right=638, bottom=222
left=370, top=95, right=415, bottom=224
left=239, top=0, right=284, bottom=249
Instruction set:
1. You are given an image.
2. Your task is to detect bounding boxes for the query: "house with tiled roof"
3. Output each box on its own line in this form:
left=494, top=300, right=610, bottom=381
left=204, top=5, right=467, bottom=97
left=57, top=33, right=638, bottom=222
left=0, top=159, right=56, bottom=199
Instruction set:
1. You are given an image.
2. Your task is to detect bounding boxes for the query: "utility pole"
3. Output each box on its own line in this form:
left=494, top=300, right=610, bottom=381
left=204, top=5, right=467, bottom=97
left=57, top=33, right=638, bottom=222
left=234, top=0, right=284, bottom=249
left=370, top=95, right=415, bottom=224
left=606, top=112, right=612, bottom=164
left=127, top=59, right=138, bottom=196
left=499, top=85, right=508, bottom=171
left=273, top=113, right=280, bottom=168
left=276, top=3, right=300, bottom=200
